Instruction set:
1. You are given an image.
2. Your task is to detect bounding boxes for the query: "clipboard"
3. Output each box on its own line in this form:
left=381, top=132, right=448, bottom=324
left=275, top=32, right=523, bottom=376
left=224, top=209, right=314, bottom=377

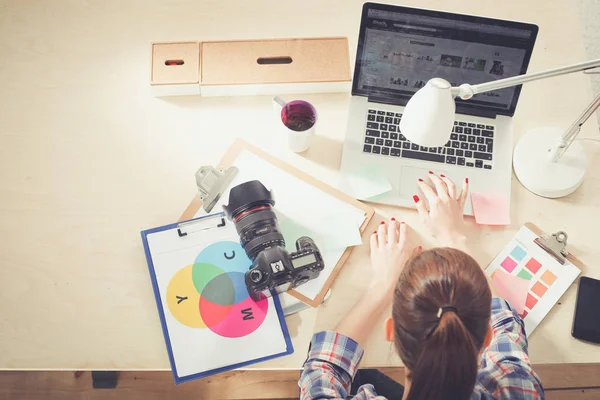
left=141, top=212, right=293, bottom=383
left=485, top=222, right=584, bottom=334
left=180, top=139, right=375, bottom=307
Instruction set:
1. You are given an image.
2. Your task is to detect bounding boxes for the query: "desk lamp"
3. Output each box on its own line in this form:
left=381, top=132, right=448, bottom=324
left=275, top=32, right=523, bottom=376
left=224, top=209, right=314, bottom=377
left=400, top=59, right=600, bottom=198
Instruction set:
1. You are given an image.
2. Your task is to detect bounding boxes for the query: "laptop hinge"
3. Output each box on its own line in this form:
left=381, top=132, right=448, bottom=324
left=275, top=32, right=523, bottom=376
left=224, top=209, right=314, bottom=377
left=455, top=105, right=498, bottom=119
left=367, top=96, right=499, bottom=119
left=367, top=96, right=407, bottom=107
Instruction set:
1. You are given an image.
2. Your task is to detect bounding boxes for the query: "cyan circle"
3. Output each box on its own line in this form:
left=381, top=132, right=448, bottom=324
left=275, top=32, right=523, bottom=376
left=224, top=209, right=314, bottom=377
left=194, top=241, right=252, bottom=274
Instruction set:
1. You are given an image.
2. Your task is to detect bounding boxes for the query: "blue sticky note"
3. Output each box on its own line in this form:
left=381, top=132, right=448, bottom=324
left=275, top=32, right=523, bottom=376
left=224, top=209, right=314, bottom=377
left=510, top=246, right=527, bottom=262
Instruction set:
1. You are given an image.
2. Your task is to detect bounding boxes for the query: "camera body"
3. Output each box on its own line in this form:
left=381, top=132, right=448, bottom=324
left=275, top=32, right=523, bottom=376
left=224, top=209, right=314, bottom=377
left=223, top=180, right=324, bottom=300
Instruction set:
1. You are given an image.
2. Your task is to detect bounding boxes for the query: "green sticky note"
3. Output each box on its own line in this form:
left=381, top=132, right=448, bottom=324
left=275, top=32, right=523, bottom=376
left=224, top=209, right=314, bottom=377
left=276, top=211, right=362, bottom=252
left=340, top=164, right=392, bottom=200
left=517, top=268, right=533, bottom=280
left=277, top=213, right=316, bottom=253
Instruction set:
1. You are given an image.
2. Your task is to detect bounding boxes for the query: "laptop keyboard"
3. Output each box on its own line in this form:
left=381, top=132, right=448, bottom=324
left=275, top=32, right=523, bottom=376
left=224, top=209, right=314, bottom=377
left=363, top=109, right=494, bottom=170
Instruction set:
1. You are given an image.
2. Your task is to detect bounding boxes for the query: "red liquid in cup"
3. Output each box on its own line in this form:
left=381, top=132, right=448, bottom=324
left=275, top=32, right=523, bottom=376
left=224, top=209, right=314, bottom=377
left=281, top=101, right=316, bottom=132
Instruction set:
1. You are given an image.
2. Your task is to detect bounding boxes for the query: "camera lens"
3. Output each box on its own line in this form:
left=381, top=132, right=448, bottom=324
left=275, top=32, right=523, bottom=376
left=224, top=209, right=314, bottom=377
left=223, top=180, right=285, bottom=260
left=249, top=270, right=263, bottom=283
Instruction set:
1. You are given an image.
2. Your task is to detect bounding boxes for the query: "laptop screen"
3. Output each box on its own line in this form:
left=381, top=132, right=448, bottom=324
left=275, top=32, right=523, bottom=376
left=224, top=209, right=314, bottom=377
left=353, top=4, right=538, bottom=116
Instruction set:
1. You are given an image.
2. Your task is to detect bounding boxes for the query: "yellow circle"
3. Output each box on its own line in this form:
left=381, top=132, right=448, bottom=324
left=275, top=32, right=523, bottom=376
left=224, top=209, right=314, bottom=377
left=166, top=265, right=205, bottom=328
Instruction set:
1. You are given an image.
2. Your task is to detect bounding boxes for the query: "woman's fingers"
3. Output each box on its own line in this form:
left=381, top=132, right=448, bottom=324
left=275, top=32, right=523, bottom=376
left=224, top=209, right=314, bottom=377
left=370, top=229, right=378, bottom=250
left=427, top=172, right=449, bottom=200
left=413, top=194, right=429, bottom=222
left=397, top=221, right=408, bottom=248
left=417, top=180, right=438, bottom=204
left=377, top=221, right=388, bottom=248
left=412, top=245, right=423, bottom=257
left=458, top=177, right=469, bottom=209
left=387, top=219, right=399, bottom=245
left=439, top=175, right=457, bottom=199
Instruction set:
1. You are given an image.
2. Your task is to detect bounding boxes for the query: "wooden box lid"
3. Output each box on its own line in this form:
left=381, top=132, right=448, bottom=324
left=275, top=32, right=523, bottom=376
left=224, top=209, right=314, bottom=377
left=151, top=42, right=200, bottom=85
left=201, top=37, right=350, bottom=86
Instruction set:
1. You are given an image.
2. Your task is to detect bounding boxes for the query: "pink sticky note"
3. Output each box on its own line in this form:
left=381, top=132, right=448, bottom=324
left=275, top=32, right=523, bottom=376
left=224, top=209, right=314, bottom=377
left=470, top=192, right=511, bottom=225
left=492, top=270, right=529, bottom=314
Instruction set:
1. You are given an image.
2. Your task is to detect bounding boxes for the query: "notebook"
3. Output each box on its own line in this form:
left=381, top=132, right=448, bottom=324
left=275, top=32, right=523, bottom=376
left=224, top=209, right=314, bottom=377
left=141, top=213, right=293, bottom=384
left=485, top=224, right=582, bottom=334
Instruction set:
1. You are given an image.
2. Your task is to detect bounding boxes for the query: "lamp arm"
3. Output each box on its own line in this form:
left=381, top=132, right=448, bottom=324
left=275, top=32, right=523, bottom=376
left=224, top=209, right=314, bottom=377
left=549, top=92, right=600, bottom=161
left=452, top=59, right=600, bottom=99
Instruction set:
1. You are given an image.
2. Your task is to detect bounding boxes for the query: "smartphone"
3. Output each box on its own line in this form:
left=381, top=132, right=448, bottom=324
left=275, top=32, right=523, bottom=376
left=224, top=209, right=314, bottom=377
left=571, top=277, right=600, bottom=344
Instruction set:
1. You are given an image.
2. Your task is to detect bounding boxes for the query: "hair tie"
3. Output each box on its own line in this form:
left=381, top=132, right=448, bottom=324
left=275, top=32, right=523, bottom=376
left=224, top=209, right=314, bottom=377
left=436, top=305, right=458, bottom=319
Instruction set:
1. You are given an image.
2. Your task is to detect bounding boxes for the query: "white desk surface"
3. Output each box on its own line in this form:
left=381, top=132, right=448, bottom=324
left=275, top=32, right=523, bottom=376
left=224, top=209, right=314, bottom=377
left=1, top=0, right=599, bottom=370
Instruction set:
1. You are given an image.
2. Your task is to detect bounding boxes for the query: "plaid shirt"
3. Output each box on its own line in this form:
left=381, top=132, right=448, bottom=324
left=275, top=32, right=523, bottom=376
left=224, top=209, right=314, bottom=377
left=299, top=298, right=545, bottom=400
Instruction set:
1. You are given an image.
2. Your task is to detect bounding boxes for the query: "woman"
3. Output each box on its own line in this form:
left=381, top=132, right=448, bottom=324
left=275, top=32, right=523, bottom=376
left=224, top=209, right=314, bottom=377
left=299, top=173, right=545, bottom=400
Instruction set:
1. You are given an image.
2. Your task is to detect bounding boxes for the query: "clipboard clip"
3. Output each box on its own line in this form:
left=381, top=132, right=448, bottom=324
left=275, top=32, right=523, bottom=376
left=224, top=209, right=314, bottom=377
left=195, top=166, right=239, bottom=213
left=177, top=213, right=227, bottom=237
left=534, top=230, right=569, bottom=265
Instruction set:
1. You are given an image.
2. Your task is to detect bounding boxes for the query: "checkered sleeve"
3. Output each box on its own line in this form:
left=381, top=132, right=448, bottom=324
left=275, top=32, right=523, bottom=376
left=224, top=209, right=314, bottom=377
left=299, top=331, right=382, bottom=400
left=475, top=298, right=545, bottom=399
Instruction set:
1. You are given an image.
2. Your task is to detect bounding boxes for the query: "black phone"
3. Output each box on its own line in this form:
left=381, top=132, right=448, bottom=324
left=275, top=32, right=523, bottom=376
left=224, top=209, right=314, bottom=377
left=572, top=277, right=600, bottom=344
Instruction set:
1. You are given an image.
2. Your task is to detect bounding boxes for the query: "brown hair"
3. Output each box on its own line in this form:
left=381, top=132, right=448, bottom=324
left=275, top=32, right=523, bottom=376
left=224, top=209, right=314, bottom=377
left=393, top=248, right=491, bottom=400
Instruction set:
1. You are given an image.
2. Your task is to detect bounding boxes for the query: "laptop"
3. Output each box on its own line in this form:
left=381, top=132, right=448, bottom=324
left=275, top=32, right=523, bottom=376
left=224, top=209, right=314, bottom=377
left=340, top=3, right=538, bottom=215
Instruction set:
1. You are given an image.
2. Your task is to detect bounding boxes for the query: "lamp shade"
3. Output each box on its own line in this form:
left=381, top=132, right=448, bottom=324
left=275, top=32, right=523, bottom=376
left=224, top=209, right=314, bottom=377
left=399, top=78, right=456, bottom=148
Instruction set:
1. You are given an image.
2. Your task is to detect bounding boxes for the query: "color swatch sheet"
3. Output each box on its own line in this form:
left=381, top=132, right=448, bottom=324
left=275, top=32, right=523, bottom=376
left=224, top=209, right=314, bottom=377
left=196, top=150, right=367, bottom=301
left=142, top=215, right=292, bottom=383
left=485, top=226, right=580, bottom=334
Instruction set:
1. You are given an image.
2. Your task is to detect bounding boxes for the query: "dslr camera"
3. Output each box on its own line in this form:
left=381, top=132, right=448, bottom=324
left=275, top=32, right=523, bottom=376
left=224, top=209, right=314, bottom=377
left=223, top=180, right=324, bottom=300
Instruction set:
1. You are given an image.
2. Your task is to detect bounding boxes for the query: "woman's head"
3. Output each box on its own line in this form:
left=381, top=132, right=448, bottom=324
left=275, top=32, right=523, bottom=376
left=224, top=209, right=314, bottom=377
left=391, top=248, right=492, bottom=400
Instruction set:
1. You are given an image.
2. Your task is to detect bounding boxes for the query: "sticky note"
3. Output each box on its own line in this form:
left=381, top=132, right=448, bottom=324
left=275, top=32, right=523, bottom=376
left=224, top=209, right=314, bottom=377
left=517, top=268, right=533, bottom=280
left=510, top=246, right=527, bottom=262
left=531, top=281, right=548, bottom=298
left=316, top=216, right=363, bottom=250
left=277, top=212, right=362, bottom=252
left=525, top=258, right=543, bottom=274
left=339, top=164, right=392, bottom=200
left=520, top=310, right=529, bottom=319
left=500, top=256, right=517, bottom=273
left=492, top=270, right=530, bottom=314
left=541, top=270, right=557, bottom=287
left=526, top=293, right=538, bottom=309
left=470, top=192, right=511, bottom=225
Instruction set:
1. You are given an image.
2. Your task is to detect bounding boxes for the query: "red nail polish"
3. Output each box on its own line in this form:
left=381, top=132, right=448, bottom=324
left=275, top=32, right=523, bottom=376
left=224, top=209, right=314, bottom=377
left=428, top=170, right=433, bottom=174
left=418, top=178, right=423, bottom=182
left=418, top=245, right=423, bottom=250
left=401, top=221, right=405, bottom=224
left=465, top=177, right=469, bottom=183
left=391, top=217, right=395, bottom=221
left=373, top=231, right=377, bottom=235
left=413, top=195, right=420, bottom=203
left=380, top=221, right=385, bottom=225
left=440, top=174, right=445, bottom=178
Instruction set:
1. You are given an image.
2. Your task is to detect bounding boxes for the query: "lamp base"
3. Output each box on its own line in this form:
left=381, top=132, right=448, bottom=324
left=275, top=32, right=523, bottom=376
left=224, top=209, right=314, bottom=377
left=513, top=127, right=586, bottom=198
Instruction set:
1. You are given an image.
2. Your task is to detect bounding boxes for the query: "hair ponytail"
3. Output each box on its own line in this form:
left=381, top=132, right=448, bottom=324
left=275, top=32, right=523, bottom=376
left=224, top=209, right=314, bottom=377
left=393, top=248, right=491, bottom=400
left=406, top=311, right=478, bottom=400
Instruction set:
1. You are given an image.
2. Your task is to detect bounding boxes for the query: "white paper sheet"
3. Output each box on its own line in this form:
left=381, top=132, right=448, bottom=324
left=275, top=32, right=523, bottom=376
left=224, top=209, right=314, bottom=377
left=146, top=222, right=289, bottom=379
left=196, top=150, right=367, bottom=301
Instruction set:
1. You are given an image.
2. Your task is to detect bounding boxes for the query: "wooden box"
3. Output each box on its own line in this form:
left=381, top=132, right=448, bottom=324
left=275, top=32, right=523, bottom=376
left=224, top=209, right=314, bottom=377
left=150, top=42, right=201, bottom=97
left=150, top=38, right=351, bottom=97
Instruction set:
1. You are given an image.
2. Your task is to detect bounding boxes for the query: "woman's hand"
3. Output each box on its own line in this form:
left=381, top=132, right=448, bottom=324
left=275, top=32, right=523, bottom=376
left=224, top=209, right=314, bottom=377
left=414, top=172, right=469, bottom=249
left=369, top=218, right=417, bottom=296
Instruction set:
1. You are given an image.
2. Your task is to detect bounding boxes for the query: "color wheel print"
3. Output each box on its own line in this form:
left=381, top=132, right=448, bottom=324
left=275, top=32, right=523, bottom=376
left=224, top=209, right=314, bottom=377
left=166, top=241, right=268, bottom=338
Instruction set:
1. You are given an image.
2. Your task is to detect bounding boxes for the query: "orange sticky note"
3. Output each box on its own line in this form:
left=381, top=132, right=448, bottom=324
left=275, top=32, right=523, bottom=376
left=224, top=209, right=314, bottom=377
left=492, top=270, right=529, bottom=314
left=471, top=192, right=511, bottom=225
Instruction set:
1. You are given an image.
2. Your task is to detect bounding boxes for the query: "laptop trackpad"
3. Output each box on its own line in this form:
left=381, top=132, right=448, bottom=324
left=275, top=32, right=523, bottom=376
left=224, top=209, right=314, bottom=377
left=399, top=166, right=450, bottom=196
